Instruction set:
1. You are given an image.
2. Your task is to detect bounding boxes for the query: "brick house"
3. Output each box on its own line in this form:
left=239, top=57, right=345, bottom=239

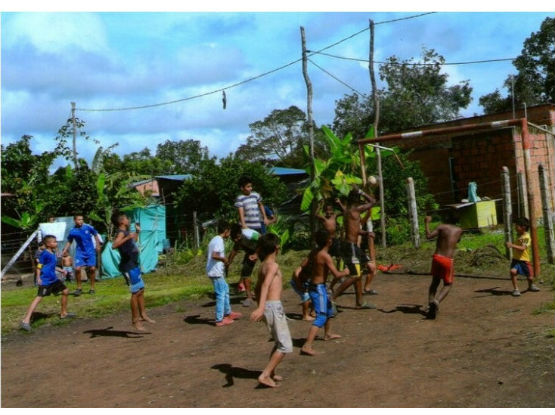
left=373, top=104, right=555, bottom=220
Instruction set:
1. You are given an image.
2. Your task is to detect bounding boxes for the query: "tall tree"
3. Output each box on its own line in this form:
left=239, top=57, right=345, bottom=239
left=333, top=48, right=472, bottom=136
left=235, top=106, right=309, bottom=167
left=480, top=17, right=554, bottom=114
left=156, top=139, right=211, bottom=174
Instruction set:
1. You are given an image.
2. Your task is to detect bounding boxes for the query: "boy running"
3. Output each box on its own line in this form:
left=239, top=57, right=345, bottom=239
left=206, top=220, right=242, bottom=326
left=424, top=215, right=463, bottom=319
left=20, top=235, right=75, bottom=331
left=61, top=215, right=101, bottom=296
left=506, top=217, right=540, bottom=297
left=301, top=229, right=350, bottom=356
left=112, top=213, right=155, bottom=331
left=250, top=233, right=292, bottom=388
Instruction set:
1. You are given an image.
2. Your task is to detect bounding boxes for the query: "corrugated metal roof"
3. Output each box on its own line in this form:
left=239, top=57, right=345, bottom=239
left=269, top=167, right=307, bottom=176
left=155, top=174, right=193, bottom=181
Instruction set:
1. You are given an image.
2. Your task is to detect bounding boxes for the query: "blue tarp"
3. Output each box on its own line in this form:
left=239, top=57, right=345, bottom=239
left=101, top=204, right=166, bottom=278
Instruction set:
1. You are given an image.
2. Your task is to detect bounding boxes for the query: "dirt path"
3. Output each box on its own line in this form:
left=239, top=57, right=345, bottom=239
left=2, top=272, right=554, bottom=407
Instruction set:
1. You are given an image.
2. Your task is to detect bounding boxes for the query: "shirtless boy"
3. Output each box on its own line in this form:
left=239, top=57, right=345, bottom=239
left=316, top=199, right=343, bottom=292
left=250, top=233, right=292, bottom=388
left=332, top=187, right=377, bottom=309
left=301, top=229, right=350, bottom=356
left=424, top=215, right=463, bottom=319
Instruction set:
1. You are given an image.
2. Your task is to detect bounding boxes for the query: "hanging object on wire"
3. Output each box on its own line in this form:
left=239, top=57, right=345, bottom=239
left=222, top=90, right=227, bottom=110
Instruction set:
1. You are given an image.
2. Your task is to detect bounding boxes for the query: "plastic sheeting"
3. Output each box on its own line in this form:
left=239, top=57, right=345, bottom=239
left=101, top=205, right=166, bottom=278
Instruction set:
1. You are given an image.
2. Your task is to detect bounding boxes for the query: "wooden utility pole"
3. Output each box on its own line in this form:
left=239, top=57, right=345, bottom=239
left=301, top=26, right=316, bottom=239
left=406, top=177, right=420, bottom=248
left=71, top=102, right=78, bottom=169
left=501, top=166, right=513, bottom=259
left=539, top=164, right=555, bottom=264
left=369, top=19, right=386, bottom=248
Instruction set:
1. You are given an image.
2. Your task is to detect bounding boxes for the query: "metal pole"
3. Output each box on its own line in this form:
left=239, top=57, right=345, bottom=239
left=1, top=230, right=39, bottom=279
left=406, top=177, right=420, bottom=248
left=539, top=164, right=555, bottom=264
left=511, top=75, right=515, bottom=120
left=501, top=166, right=513, bottom=259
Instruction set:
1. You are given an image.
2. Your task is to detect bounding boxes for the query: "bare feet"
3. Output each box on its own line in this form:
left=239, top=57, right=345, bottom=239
left=133, top=321, right=147, bottom=332
left=141, top=315, right=156, bottom=324
left=300, top=346, right=319, bottom=356
left=302, top=315, right=315, bottom=321
left=258, top=375, right=278, bottom=388
left=324, top=333, right=342, bottom=341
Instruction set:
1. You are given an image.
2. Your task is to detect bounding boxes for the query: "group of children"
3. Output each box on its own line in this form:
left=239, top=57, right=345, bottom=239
left=21, top=175, right=541, bottom=389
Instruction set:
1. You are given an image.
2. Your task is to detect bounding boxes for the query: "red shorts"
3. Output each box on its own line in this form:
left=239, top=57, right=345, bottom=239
left=431, top=254, right=454, bottom=285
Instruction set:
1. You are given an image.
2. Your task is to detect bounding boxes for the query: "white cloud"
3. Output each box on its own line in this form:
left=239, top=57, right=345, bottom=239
left=3, top=13, right=109, bottom=55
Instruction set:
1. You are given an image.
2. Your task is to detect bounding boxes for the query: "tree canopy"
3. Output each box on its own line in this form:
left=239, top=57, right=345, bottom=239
left=479, top=17, right=554, bottom=114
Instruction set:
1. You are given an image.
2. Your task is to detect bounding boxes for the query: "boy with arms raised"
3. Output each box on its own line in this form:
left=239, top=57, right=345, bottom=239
left=332, top=187, right=377, bottom=309
left=424, top=215, right=463, bottom=319
left=21, top=235, right=75, bottom=331
left=112, top=213, right=155, bottom=331
left=250, top=233, right=292, bottom=388
left=301, top=229, right=350, bottom=356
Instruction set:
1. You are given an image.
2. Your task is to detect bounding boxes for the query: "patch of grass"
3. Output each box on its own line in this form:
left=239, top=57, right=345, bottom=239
left=533, top=301, right=555, bottom=316
left=545, top=329, right=555, bottom=338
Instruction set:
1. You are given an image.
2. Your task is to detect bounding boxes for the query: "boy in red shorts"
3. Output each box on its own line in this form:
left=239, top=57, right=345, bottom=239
left=424, top=215, right=463, bottom=319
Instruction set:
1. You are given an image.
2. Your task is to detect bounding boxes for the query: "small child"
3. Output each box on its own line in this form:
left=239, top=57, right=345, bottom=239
left=506, top=217, right=540, bottom=297
left=250, top=233, right=292, bottom=388
left=290, top=256, right=314, bottom=321
left=112, top=213, right=155, bottom=331
left=301, top=229, right=350, bottom=356
left=62, top=253, right=74, bottom=282
left=21, top=235, right=76, bottom=331
left=206, top=220, right=242, bottom=326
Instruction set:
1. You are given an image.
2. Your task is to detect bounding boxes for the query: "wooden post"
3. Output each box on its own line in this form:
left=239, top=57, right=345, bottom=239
left=1, top=230, right=39, bottom=279
left=539, top=164, right=555, bottom=264
left=71, top=102, right=78, bottom=169
left=368, top=19, right=386, bottom=248
left=517, top=170, right=529, bottom=219
left=301, top=26, right=316, bottom=241
left=501, top=166, right=513, bottom=259
left=193, top=211, right=200, bottom=250
left=406, top=177, right=420, bottom=248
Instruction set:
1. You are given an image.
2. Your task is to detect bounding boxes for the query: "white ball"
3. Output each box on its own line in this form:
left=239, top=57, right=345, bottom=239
left=368, top=175, right=378, bottom=186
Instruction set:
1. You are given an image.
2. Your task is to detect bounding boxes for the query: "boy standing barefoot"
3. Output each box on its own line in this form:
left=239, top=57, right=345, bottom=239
left=250, top=233, right=292, bottom=388
left=21, top=235, right=76, bottom=331
left=112, top=213, right=155, bottom=331
left=506, top=217, right=540, bottom=296
left=301, top=229, right=350, bottom=356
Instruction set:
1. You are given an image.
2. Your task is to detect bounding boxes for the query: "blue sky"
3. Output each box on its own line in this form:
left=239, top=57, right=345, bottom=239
left=1, top=6, right=553, bottom=169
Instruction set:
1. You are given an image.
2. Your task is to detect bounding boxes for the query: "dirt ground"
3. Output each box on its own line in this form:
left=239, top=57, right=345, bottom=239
left=2, top=271, right=554, bottom=408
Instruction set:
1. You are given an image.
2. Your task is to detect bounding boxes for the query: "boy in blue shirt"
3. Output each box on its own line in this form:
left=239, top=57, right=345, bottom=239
left=61, top=215, right=101, bottom=296
left=20, top=235, right=76, bottom=331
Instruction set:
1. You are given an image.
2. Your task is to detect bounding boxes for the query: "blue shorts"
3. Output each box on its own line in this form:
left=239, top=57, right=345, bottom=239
left=122, top=267, right=145, bottom=294
left=289, top=279, right=310, bottom=303
left=75, top=252, right=96, bottom=268
left=510, top=259, right=533, bottom=278
left=309, top=283, right=334, bottom=328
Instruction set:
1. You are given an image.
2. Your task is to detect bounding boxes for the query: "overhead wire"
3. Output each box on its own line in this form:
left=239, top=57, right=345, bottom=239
left=76, top=12, right=437, bottom=113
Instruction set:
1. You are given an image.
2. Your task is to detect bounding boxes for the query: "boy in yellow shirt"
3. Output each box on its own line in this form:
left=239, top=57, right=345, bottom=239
left=506, top=217, right=540, bottom=297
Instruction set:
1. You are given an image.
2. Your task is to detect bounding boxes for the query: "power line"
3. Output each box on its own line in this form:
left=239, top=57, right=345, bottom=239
left=77, top=12, right=438, bottom=113
left=311, top=51, right=515, bottom=66
left=308, top=58, right=366, bottom=97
